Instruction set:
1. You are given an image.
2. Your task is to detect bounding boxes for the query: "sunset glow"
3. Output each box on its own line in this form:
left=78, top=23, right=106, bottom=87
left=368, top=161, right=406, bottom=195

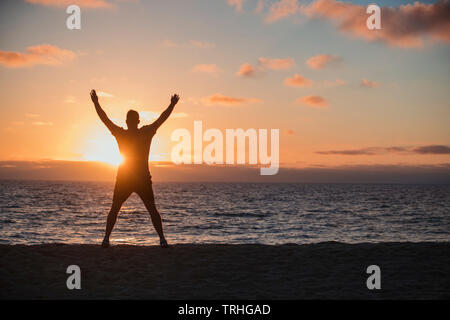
left=82, top=131, right=123, bottom=166
left=0, top=0, right=449, bottom=181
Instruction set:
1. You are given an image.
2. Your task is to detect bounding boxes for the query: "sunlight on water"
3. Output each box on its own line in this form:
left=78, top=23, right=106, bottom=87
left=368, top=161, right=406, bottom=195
left=0, top=181, right=449, bottom=245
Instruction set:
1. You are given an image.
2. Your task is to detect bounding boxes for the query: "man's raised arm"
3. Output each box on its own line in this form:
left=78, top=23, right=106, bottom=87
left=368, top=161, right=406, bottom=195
left=152, top=94, right=180, bottom=130
left=90, top=89, right=121, bottom=134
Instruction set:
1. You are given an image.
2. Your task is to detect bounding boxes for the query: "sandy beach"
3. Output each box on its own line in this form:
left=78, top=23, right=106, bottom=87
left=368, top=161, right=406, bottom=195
left=0, top=242, right=449, bottom=299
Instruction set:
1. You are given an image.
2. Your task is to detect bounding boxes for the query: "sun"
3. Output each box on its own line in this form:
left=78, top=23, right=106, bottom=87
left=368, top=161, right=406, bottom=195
left=82, top=131, right=123, bottom=166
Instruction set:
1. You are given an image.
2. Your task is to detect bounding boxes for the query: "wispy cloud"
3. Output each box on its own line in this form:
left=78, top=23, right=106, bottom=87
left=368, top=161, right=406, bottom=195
left=26, top=0, right=113, bottom=9
left=258, top=57, right=295, bottom=70
left=159, top=40, right=178, bottom=48
left=227, top=0, right=245, bottom=12
left=361, top=78, right=380, bottom=88
left=237, top=57, right=294, bottom=77
left=256, top=0, right=450, bottom=47
left=139, top=111, right=159, bottom=121
left=301, top=0, right=450, bottom=48
left=236, top=63, right=257, bottom=77
left=265, top=0, right=300, bottom=23
left=306, top=54, right=341, bottom=70
left=317, top=145, right=450, bottom=155
left=189, top=40, right=216, bottom=49
left=0, top=44, right=76, bottom=68
left=285, top=129, right=295, bottom=136
left=172, top=112, right=188, bottom=119
left=2, top=160, right=449, bottom=183
left=412, top=145, right=450, bottom=155
left=141, top=111, right=188, bottom=121
left=255, top=0, right=265, bottom=14
left=202, top=93, right=262, bottom=106
left=192, top=64, right=222, bottom=74
left=97, top=91, right=114, bottom=97
left=297, top=95, right=328, bottom=108
left=284, top=73, right=313, bottom=87
left=317, top=147, right=387, bottom=155
left=32, top=121, right=53, bottom=126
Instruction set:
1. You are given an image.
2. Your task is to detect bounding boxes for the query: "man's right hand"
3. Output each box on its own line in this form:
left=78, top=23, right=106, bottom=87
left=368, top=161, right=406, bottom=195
left=90, top=89, right=99, bottom=104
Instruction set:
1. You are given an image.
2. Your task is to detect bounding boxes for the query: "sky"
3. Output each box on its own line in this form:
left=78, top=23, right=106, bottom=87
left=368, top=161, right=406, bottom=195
left=0, top=0, right=449, bottom=181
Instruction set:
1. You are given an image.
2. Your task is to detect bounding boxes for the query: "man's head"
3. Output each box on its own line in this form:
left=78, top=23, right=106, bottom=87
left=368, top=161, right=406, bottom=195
left=126, top=109, right=140, bottom=129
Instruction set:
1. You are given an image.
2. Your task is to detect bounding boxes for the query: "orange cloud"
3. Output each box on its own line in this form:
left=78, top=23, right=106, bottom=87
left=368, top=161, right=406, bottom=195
left=317, top=147, right=390, bottom=155
left=285, top=129, right=295, bottom=136
left=412, top=145, right=450, bottom=154
left=306, top=54, right=341, bottom=70
left=237, top=57, right=294, bottom=77
left=255, top=0, right=265, bottom=13
left=190, top=40, right=216, bottom=49
left=26, top=0, right=112, bottom=8
left=284, top=74, right=314, bottom=87
left=32, top=121, right=53, bottom=126
left=0, top=44, right=76, bottom=68
left=302, top=0, right=450, bottom=48
left=160, top=40, right=178, bottom=48
left=265, top=0, right=300, bottom=23
left=97, top=91, right=114, bottom=97
left=236, top=63, right=257, bottom=77
left=361, top=78, right=380, bottom=88
left=2, top=160, right=449, bottom=183
left=297, top=95, right=328, bottom=108
left=192, top=64, right=222, bottom=74
left=258, top=57, right=295, bottom=70
left=141, top=111, right=188, bottom=121
left=316, top=145, right=450, bottom=155
left=227, top=0, right=245, bottom=12
left=203, top=93, right=262, bottom=106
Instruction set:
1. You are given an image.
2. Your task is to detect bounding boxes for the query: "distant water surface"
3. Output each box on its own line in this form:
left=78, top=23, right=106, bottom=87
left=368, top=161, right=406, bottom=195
left=0, top=180, right=449, bottom=245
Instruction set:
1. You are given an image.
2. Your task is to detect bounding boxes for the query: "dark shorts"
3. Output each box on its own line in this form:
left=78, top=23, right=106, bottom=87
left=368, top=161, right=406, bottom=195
left=113, top=175, right=155, bottom=204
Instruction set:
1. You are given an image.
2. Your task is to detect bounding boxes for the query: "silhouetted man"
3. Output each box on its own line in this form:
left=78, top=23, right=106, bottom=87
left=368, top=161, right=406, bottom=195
left=90, top=89, right=180, bottom=248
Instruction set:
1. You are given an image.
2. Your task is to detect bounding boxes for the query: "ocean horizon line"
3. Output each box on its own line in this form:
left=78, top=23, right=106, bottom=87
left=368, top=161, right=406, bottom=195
left=1, top=178, right=450, bottom=185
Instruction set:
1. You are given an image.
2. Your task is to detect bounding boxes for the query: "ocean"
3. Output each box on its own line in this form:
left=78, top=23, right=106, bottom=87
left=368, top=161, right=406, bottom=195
left=0, top=180, right=449, bottom=245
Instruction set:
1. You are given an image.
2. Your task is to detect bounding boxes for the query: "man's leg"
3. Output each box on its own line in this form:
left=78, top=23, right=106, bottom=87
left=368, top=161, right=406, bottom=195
left=136, top=183, right=168, bottom=247
left=102, top=183, right=131, bottom=247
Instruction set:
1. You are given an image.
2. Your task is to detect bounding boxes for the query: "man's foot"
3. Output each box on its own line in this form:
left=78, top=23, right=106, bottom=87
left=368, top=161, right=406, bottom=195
left=101, top=238, right=110, bottom=248
left=160, top=238, right=169, bottom=248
